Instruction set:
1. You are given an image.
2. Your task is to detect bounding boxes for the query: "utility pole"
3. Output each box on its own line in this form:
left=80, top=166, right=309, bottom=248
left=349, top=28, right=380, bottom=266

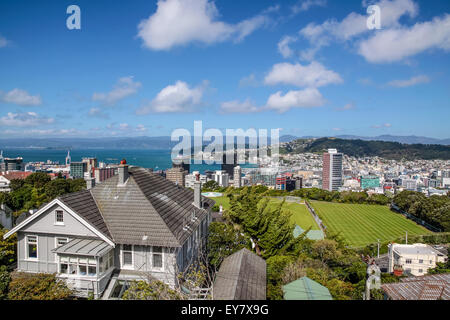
left=377, top=239, right=380, bottom=258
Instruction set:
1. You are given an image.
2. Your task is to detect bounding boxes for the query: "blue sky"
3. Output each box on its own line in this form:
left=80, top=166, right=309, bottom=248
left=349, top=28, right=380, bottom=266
left=0, top=0, right=449, bottom=139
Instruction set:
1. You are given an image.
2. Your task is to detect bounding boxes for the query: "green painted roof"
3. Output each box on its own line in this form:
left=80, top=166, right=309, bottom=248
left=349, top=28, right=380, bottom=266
left=282, top=277, right=333, bottom=300
left=293, top=225, right=324, bottom=240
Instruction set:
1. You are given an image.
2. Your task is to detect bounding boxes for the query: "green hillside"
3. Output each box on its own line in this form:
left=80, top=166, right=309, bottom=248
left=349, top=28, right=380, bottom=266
left=280, top=137, right=450, bottom=160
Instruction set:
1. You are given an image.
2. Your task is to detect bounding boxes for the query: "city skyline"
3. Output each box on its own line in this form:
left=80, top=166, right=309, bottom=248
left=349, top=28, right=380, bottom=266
left=0, top=0, right=450, bottom=139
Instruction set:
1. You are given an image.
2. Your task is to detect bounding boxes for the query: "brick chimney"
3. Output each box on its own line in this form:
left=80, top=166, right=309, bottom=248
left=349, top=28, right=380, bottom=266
left=118, top=159, right=129, bottom=186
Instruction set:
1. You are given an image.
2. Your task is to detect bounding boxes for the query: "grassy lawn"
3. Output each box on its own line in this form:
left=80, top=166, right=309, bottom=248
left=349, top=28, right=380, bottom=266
left=310, top=201, right=433, bottom=247
left=207, top=196, right=319, bottom=230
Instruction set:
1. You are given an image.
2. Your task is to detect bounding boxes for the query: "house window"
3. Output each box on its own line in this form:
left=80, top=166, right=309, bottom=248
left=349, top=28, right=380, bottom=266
left=152, top=246, right=163, bottom=269
left=56, top=237, right=68, bottom=247
left=419, top=259, right=423, bottom=264
left=26, top=235, right=38, bottom=259
left=405, top=259, right=412, bottom=264
left=55, top=210, right=64, bottom=225
left=122, top=245, right=133, bottom=268
left=419, top=269, right=423, bottom=273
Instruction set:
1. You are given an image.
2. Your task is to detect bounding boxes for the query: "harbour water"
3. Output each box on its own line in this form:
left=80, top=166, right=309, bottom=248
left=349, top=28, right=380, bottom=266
left=1, top=148, right=256, bottom=173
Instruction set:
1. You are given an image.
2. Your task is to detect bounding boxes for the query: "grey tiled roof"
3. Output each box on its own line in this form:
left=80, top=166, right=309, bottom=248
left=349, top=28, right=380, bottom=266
left=58, top=167, right=214, bottom=247
left=89, top=167, right=214, bottom=247
left=59, top=189, right=112, bottom=239
left=213, top=248, right=266, bottom=300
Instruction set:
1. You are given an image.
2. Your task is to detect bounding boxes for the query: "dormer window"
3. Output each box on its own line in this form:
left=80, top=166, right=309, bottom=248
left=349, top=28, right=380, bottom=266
left=55, top=210, right=64, bottom=225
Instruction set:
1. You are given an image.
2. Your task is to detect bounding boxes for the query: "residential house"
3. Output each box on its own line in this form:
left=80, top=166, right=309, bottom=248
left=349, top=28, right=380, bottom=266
left=3, top=163, right=214, bottom=299
left=282, top=277, right=333, bottom=300
left=388, top=243, right=448, bottom=276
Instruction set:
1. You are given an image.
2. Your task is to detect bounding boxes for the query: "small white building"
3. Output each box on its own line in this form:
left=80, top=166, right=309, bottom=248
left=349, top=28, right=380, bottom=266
left=388, top=243, right=448, bottom=276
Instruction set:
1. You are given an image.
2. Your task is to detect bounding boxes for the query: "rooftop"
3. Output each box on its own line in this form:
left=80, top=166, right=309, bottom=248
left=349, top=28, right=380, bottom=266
left=382, top=274, right=450, bottom=300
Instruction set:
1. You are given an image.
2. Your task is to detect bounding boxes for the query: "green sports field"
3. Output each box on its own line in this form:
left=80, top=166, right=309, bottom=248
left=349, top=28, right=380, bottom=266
left=208, top=196, right=319, bottom=230
left=310, top=201, right=433, bottom=247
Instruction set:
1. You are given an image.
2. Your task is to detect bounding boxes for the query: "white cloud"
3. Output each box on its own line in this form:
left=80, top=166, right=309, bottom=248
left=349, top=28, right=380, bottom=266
left=277, top=35, right=297, bottom=58
left=88, top=107, right=109, bottom=119
left=220, top=99, right=260, bottom=114
left=371, top=123, right=392, bottom=128
left=0, top=112, right=54, bottom=127
left=239, top=73, right=258, bottom=87
left=298, top=0, right=418, bottom=60
left=0, top=88, right=42, bottom=106
left=386, top=75, right=430, bottom=87
left=291, top=0, right=327, bottom=14
left=137, top=0, right=273, bottom=50
left=265, top=88, right=326, bottom=113
left=358, top=14, right=450, bottom=63
left=264, top=61, right=343, bottom=88
left=137, top=80, right=206, bottom=114
left=335, top=102, right=356, bottom=111
left=92, top=76, right=141, bottom=106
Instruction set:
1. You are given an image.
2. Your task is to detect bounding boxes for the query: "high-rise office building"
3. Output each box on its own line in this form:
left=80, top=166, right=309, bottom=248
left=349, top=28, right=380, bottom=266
left=233, top=166, right=242, bottom=188
left=3, top=157, right=25, bottom=171
left=221, top=152, right=237, bottom=179
left=172, top=160, right=190, bottom=174
left=322, top=149, right=343, bottom=191
left=70, top=162, right=87, bottom=179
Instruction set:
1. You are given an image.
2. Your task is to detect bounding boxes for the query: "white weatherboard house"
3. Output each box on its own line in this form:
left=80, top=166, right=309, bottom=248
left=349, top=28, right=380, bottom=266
left=3, top=164, right=214, bottom=299
left=388, top=243, right=448, bottom=276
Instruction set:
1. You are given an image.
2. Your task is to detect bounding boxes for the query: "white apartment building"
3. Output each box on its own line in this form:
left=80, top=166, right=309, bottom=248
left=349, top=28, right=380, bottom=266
left=233, top=166, right=242, bottom=188
left=388, top=243, right=448, bottom=276
left=213, top=170, right=229, bottom=187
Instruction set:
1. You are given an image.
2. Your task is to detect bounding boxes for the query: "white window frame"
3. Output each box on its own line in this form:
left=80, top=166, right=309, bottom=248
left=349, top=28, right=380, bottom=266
left=26, top=235, right=38, bottom=260
left=120, top=244, right=134, bottom=270
left=54, top=210, right=65, bottom=226
left=54, top=237, right=69, bottom=262
left=151, top=246, right=164, bottom=271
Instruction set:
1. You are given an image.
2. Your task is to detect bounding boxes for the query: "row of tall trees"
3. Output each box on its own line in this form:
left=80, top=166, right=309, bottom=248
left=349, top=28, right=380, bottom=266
left=393, top=190, right=450, bottom=231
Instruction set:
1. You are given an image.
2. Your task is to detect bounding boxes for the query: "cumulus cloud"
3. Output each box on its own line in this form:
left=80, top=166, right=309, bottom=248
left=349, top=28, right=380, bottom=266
left=358, top=14, right=450, bottom=63
left=220, top=99, right=260, bottom=114
left=264, top=61, right=343, bottom=88
left=0, top=88, right=42, bottom=106
left=386, top=75, right=430, bottom=87
left=92, top=76, right=141, bottom=106
left=136, top=80, right=207, bottom=114
left=298, top=0, right=418, bottom=60
left=265, top=88, right=326, bottom=113
left=137, top=0, right=273, bottom=50
left=277, top=36, right=297, bottom=58
left=0, top=112, right=54, bottom=127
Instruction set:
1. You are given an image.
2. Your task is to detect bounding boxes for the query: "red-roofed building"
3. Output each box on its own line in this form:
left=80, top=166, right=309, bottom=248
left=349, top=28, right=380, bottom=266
left=0, top=171, right=33, bottom=192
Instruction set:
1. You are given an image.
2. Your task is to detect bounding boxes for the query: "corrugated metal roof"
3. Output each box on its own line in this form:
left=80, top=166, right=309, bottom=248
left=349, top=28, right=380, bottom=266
left=213, top=248, right=266, bottom=300
left=52, top=238, right=112, bottom=257
left=282, top=277, right=333, bottom=300
left=382, top=274, right=450, bottom=300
